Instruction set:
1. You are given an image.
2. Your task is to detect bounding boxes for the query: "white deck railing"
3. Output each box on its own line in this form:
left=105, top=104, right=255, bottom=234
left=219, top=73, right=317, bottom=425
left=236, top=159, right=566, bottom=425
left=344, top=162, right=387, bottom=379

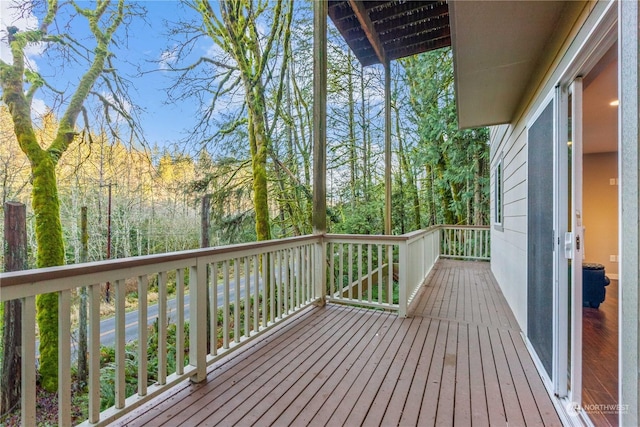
left=440, top=225, right=491, bottom=260
left=403, top=228, right=441, bottom=312
left=325, top=227, right=442, bottom=317
left=325, top=234, right=402, bottom=311
left=0, top=235, right=322, bottom=426
left=0, top=225, right=487, bottom=425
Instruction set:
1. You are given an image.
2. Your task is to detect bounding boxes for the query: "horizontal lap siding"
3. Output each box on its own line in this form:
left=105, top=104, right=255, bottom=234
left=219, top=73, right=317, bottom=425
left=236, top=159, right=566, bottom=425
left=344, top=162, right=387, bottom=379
left=492, top=123, right=529, bottom=332
left=486, top=4, right=620, bottom=424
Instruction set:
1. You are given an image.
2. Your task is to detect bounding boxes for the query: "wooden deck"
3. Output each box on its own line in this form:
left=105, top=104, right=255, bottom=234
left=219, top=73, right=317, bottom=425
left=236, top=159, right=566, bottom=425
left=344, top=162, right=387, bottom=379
left=118, top=259, right=561, bottom=427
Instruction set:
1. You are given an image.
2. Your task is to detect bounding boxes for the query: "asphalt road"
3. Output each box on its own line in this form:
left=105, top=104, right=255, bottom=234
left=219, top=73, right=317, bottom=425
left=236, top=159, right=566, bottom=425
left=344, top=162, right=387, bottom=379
left=39, top=265, right=295, bottom=359
left=97, top=293, right=191, bottom=347
left=96, top=280, right=250, bottom=347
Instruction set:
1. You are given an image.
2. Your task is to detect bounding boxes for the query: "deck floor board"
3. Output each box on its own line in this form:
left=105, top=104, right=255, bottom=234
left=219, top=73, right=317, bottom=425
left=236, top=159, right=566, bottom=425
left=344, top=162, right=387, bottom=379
left=119, top=259, right=561, bottom=427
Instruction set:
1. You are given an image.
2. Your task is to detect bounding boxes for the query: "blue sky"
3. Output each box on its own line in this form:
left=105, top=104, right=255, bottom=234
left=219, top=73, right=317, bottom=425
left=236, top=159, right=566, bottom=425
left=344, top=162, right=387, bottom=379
left=124, top=2, right=194, bottom=147
left=1, top=1, right=383, bottom=157
left=1, top=1, right=219, bottom=151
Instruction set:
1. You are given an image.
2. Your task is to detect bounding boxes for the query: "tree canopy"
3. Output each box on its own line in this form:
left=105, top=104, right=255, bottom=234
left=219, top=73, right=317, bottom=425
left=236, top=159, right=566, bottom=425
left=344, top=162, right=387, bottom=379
left=0, top=0, right=489, bottom=408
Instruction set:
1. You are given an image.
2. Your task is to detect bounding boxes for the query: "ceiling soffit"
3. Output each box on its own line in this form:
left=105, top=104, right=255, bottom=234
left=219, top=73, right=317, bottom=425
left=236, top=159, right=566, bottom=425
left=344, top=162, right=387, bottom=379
left=449, top=1, right=570, bottom=128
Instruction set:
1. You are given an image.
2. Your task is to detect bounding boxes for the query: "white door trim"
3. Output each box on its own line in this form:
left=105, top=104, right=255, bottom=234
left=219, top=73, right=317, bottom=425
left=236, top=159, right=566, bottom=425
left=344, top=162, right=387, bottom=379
left=552, top=83, right=569, bottom=398
left=569, top=77, right=584, bottom=407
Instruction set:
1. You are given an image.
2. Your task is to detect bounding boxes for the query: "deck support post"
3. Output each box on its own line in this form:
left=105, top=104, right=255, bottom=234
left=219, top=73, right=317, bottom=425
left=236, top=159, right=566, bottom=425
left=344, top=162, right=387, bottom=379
left=620, top=1, right=639, bottom=424
left=189, top=258, right=207, bottom=383
left=313, top=0, right=327, bottom=304
left=384, top=59, right=392, bottom=235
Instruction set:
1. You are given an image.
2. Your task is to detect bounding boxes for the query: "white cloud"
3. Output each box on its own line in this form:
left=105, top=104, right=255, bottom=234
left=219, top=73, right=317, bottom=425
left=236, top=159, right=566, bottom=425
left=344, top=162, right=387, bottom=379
left=31, top=98, right=47, bottom=119
left=159, top=48, right=177, bottom=70
left=205, top=42, right=225, bottom=60
left=102, top=92, right=133, bottom=125
left=1, top=1, right=49, bottom=123
left=0, top=0, right=44, bottom=67
left=256, top=21, right=268, bottom=41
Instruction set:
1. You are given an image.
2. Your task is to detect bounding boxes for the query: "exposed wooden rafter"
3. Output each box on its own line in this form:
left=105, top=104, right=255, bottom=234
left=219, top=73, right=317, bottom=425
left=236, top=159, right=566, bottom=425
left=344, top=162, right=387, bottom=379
left=328, top=0, right=450, bottom=67
left=348, top=0, right=387, bottom=66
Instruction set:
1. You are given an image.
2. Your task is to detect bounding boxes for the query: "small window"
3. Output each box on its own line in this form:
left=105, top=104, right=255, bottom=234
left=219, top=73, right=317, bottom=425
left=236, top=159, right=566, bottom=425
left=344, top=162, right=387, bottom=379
left=494, top=157, right=503, bottom=229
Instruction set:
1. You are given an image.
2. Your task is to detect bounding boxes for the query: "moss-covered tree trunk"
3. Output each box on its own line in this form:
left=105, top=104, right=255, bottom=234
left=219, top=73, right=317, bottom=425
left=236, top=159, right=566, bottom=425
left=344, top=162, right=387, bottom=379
left=195, top=0, right=293, bottom=316
left=196, top=0, right=292, bottom=242
left=0, top=0, right=126, bottom=391
left=32, top=155, right=65, bottom=391
left=246, top=87, right=271, bottom=241
left=473, top=149, right=483, bottom=225
left=348, top=52, right=357, bottom=206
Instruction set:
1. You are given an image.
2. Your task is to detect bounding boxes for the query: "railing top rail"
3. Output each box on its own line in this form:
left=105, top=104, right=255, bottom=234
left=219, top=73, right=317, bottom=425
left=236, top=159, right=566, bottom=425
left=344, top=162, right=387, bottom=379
left=0, top=234, right=320, bottom=288
left=403, top=226, right=443, bottom=243
left=1, top=225, right=490, bottom=289
left=325, top=226, right=442, bottom=243
left=441, top=225, right=490, bottom=230
left=325, top=233, right=408, bottom=243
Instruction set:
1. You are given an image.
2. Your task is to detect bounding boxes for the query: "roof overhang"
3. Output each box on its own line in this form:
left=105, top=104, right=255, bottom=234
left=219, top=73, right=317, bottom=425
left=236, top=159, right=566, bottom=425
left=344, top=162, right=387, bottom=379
left=329, top=1, right=578, bottom=130
left=449, top=1, right=570, bottom=129
left=328, top=1, right=451, bottom=67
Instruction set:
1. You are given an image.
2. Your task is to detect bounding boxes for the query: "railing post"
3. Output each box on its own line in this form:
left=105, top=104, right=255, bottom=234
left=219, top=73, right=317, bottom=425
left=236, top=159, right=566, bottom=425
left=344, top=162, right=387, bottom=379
left=88, top=283, right=101, bottom=423
left=137, top=275, right=148, bottom=397
left=114, top=280, right=126, bottom=409
left=190, top=258, right=207, bottom=383
left=58, top=290, right=71, bottom=426
left=315, top=238, right=326, bottom=305
left=21, top=296, right=36, bottom=426
left=398, top=240, right=408, bottom=318
left=420, top=235, right=426, bottom=279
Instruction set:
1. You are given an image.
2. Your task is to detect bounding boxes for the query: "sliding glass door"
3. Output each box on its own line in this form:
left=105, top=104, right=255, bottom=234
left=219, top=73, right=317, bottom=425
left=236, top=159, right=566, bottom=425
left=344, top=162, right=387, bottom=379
left=528, top=78, right=583, bottom=404
left=551, top=79, right=583, bottom=403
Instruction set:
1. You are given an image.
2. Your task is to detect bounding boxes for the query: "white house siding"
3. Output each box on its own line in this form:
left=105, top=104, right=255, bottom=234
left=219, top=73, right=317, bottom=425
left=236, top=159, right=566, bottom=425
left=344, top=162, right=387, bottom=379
left=484, top=0, right=640, bottom=422
left=489, top=1, right=614, bottom=344
left=491, top=124, right=528, bottom=331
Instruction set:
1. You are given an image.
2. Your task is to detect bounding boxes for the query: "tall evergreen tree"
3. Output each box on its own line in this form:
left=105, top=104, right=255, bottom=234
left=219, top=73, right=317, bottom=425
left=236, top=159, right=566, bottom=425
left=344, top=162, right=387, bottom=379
left=402, top=49, right=490, bottom=226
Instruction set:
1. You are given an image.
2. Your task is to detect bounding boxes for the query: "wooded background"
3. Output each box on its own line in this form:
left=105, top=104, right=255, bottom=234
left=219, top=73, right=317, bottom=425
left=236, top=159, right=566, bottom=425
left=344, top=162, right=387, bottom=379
left=0, top=0, right=488, bottom=402
left=0, top=6, right=489, bottom=269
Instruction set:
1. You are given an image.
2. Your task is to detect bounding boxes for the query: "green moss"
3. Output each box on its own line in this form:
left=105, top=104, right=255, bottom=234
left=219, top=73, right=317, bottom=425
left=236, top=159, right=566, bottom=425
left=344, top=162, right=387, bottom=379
left=31, top=154, right=64, bottom=392
left=248, top=98, right=271, bottom=242
left=0, top=0, right=127, bottom=395
left=36, top=292, right=58, bottom=391
left=32, top=155, right=65, bottom=268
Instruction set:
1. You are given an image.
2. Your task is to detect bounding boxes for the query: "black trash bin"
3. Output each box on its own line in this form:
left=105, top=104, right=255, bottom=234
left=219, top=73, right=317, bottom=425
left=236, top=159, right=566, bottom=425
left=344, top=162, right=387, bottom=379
left=582, top=263, right=610, bottom=309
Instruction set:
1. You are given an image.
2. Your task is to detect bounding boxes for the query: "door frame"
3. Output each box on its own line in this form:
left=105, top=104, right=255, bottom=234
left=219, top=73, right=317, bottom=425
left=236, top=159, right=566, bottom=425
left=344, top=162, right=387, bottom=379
left=570, top=78, right=584, bottom=407
left=550, top=0, right=617, bottom=415
left=552, top=83, right=569, bottom=399
left=551, top=77, right=585, bottom=405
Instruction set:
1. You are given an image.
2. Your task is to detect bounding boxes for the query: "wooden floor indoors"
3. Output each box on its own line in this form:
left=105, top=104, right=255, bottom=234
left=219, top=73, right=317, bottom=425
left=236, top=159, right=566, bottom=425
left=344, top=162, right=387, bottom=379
left=118, top=259, right=561, bottom=427
left=583, top=279, right=619, bottom=427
